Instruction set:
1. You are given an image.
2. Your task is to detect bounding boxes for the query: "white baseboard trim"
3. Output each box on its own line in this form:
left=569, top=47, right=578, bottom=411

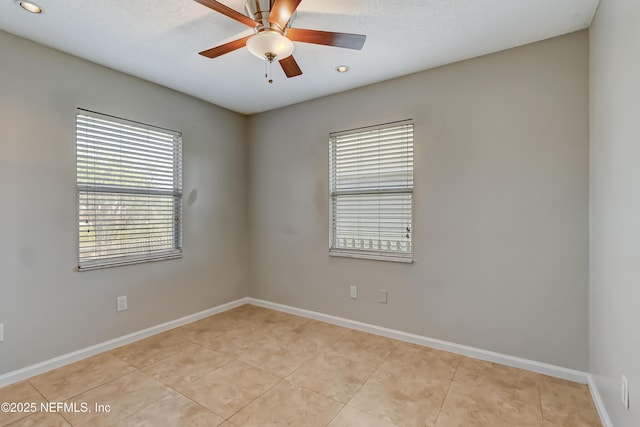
left=0, top=297, right=249, bottom=388
left=588, top=374, right=614, bottom=427
left=1, top=296, right=607, bottom=426
left=248, top=297, right=590, bottom=384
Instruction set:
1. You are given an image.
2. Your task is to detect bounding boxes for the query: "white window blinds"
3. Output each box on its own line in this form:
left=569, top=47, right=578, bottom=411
left=76, top=110, right=183, bottom=270
left=329, top=120, right=414, bottom=262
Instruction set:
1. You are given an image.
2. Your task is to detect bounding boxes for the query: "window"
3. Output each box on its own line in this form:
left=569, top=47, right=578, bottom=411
left=76, top=109, right=182, bottom=270
left=329, top=120, right=414, bottom=262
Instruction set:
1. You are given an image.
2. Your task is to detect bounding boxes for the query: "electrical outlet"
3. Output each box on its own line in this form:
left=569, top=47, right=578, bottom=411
left=117, top=296, right=128, bottom=312
left=622, top=375, right=630, bottom=409
left=350, top=285, right=358, bottom=299
left=378, top=289, right=388, bottom=304
left=0, top=323, right=4, bottom=342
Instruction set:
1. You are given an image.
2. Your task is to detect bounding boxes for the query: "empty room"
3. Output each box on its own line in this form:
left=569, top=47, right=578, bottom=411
left=0, top=0, right=637, bottom=426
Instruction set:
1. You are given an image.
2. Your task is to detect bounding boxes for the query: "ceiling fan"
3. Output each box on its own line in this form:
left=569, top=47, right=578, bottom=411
left=195, top=0, right=366, bottom=82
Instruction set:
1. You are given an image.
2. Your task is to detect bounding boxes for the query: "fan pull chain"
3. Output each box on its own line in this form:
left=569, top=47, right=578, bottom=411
left=264, top=53, right=275, bottom=84
left=266, top=60, right=274, bottom=84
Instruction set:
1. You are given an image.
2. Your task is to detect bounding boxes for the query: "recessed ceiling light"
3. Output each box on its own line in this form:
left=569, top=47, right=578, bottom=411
left=336, top=65, right=350, bottom=73
left=18, top=1, right=42, bottom=13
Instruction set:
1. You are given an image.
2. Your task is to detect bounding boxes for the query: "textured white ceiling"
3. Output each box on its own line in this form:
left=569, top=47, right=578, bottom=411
left=0, top=0, right=599, bottom=114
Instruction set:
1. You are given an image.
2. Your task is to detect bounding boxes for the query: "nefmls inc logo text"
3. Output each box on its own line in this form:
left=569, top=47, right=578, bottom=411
left=41, top=402, right=111, bottom=413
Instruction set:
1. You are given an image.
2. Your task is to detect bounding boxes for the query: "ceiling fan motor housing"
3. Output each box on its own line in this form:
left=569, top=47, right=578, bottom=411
left=245, top=0, right=296, bottom=31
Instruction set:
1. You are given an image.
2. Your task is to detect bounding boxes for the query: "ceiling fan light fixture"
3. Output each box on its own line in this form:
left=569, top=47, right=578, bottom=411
left=18, top=1, right=42, bottom=13
left=246, top=30, right=293, bottom=62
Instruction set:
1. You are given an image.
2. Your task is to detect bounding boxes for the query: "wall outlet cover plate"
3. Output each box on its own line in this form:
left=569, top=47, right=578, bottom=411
left=117, top=296, right=128, bottom=312
left=622, top=375, right=630, bottom=409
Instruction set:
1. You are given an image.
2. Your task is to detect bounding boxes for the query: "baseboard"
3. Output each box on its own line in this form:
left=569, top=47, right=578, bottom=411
left=0, top=297, right=249, bottom=388
left=0, top=295, right=610, bottom=426
left=1, top=296, right=606, bottom=425
left=588, top=374, right=614, bottom=427
left=248, top=297, right=590, bottom=384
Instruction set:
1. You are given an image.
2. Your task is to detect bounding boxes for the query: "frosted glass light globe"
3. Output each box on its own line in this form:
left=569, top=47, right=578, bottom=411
left=246, top=30, right=294, bottom=61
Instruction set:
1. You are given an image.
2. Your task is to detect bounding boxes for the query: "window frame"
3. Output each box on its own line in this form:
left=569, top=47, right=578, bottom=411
left=329, top=120, right=414, bottom=263
left=76, top=109, right=183, bottom=271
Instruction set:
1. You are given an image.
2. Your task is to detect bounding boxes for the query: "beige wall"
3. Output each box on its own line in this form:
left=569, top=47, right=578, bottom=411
left=590, top=0, right=640, bottom=425
left=0, top=28, right=592, bottom=377
left=248, top=31, right=590, bottom=370
left=0, top=30, right=249, bottom=375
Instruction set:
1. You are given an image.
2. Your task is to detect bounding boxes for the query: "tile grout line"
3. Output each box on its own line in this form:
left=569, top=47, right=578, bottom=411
left=163, top=313, right=319, bottom=424
left=286, top=347, right=393, bottom=426
left=223, top=318, right=340, bottom=423
left=334, top=340, right=402, bottom=426
left=537, top=382, right=544, bottom=423
left=432, top=356, right=461, bottom=426
left=100, top=369, right=174, bottom=425
left=159, top=358, right=234, bottom=424
left=148, top=352, right=262, bottom=423
left=27, top=362, right=137, bottom=403
left=1, top=381, right=49, bottom=427
left=224, top=375, right=285, bottom=423
left=268, top=378, right=345, bottom=427
left=100, top=369, right=177, bottom=425
left=29, top=367, right=145, bottom=427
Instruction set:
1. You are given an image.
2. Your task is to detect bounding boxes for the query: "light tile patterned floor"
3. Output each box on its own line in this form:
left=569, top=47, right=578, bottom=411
left=0, top=305, right=602, bottom=427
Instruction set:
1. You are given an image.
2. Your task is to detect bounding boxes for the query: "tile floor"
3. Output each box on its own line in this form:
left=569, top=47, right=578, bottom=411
left=0, top=305, right=602, bottom=426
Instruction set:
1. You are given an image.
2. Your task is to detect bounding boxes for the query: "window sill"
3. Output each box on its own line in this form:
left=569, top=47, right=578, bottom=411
left=329, top=250, right=413, bottom=264
left=77, top=251, right=182, bottom=271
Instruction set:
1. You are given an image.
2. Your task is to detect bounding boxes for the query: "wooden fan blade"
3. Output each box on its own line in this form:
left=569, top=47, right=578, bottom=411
left=268, top=0, right=302, bottom=30
left=199, top=35, right=252, bottom=58
left=279, top=55, right=303, bottom=78
left=194, top=0, right=259, bottom=28
left=286, top=28, right=366, bottom=50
